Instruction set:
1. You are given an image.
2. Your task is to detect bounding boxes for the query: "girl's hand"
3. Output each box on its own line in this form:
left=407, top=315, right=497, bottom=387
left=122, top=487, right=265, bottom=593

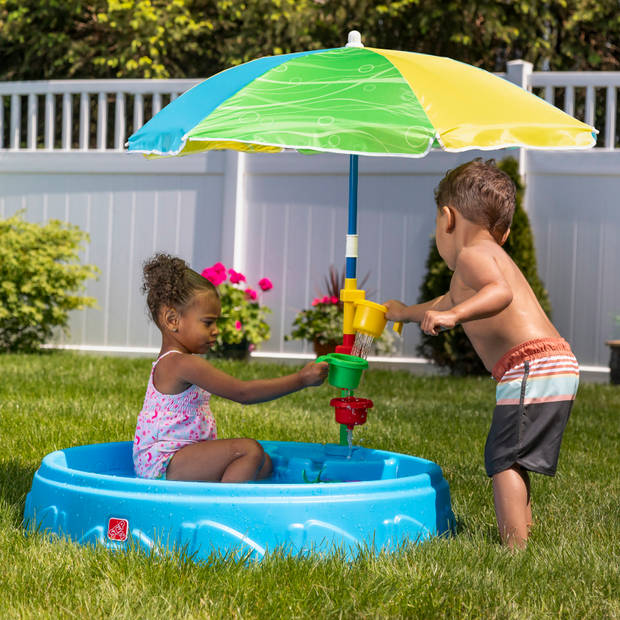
left=299, top=361, right=329, bottom=387
left=421, top=310, right=457, bottom=335
left=384, top=299, right=409, bottom=322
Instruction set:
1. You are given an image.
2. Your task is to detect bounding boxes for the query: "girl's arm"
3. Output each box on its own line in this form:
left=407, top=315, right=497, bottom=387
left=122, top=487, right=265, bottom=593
left=173, top=354, right=327, bottom=405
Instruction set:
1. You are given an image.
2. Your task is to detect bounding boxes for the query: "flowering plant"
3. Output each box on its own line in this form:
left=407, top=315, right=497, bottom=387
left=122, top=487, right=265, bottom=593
left=201, top=262, right=272, bottom=354
left=286, top=295, right=343, bottom=346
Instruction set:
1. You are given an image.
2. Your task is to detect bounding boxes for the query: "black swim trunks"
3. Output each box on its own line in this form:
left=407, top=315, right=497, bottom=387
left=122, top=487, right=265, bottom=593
left=485, top=338, right=579, bottom=477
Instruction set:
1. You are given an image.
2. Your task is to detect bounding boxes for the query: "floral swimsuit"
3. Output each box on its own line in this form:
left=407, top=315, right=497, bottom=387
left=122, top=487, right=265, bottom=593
left=133, top=350, right=217, bottom=479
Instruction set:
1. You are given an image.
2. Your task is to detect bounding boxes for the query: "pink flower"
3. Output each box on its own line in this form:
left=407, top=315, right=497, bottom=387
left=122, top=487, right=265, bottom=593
left=201, top=268, right=216, bottom=284
left=321, top=295, right=330, bottom=304
left=211, top=262, right=227, bottom=278
left=312, top=297, right=321, bottom=306
left=258, top=278, right=273, bottom=292
left=330, top=296, right=339, bottom=304
left=245, top=288, right=257, bottom=300
left=229, top=268, right=246, bottom=284
left=201, top=262, right=228, bottom=286
left=235, top=320, right=242, bottom=330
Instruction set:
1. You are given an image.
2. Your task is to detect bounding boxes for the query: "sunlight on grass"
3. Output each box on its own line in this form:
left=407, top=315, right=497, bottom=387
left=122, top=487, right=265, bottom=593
left=1, top=352, right=618, bottom=618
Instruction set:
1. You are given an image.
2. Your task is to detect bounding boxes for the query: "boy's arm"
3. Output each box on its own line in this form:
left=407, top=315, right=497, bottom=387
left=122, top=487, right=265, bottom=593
left=421, top=247, right=512, bottom=335
left=384, top=295, right=452, bottom=324
left=175, top=355, right=328, bottom=405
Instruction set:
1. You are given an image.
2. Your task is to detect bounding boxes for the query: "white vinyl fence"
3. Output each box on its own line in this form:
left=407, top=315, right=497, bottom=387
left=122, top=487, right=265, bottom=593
left=1, top=62, right=619, bottom=375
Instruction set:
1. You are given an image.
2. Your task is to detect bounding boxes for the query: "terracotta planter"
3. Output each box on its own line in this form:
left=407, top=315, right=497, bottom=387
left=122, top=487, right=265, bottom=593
left=606, top=340, right=620, bottom=385
left=313, top=340, right=339, bottom=357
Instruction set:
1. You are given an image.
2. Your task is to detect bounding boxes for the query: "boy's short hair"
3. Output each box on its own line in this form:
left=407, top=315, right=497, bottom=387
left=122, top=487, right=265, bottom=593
left=434, top=158, right=516, bottom=242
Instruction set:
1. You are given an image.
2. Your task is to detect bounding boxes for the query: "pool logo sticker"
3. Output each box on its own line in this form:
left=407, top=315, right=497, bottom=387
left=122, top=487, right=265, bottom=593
left=107, top=518, right=129, bottom=541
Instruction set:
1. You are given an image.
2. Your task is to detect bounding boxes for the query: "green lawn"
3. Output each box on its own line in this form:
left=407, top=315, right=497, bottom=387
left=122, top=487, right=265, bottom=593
left=1, top=352, right=618, bottom=619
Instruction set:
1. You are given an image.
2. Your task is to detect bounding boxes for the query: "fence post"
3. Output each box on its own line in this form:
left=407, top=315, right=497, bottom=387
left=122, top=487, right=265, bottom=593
left=506, top=60, right=534, bottom=189
left=506, top=60, right=533, bottom=90
left=221, top=151, right=247, bottom=272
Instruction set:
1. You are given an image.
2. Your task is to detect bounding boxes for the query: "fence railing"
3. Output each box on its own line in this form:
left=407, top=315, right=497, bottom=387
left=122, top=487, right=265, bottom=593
left=529, top=72, right=620, bottom=150
left=1, top=65, right=618, bottom=152
left=0, top=79, right=199, bottom=152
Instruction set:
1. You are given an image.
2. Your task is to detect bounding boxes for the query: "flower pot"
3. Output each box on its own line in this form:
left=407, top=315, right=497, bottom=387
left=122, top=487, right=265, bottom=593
left=313, top=340, right=339, bottom=357
left=606, top=340, right=620, bottom=385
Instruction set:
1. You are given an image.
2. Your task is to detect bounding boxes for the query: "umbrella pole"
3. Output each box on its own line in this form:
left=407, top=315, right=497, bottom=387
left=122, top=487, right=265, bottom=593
left=337, top=154, right=364, bottom=355
left=337, top=154, right=365, bottom=446
left=346, top=154, right=358, bottom=282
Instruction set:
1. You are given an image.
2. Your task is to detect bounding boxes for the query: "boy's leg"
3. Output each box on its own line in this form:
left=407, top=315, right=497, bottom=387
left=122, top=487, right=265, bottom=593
left=166, top=438, right=271, bottom=483
left=492, top=465, right=531, bottom=550
left=524, top=469, right=532, bottom=531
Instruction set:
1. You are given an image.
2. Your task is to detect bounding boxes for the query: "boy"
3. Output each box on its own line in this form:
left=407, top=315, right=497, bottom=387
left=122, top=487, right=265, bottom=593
left=384, top=159, right=579, bottom=550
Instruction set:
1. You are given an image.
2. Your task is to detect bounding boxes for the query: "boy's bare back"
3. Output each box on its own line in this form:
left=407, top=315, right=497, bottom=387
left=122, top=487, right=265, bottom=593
left=384, top=158, right=560, bottom=374
left=448, top=236, right=560, bottom=373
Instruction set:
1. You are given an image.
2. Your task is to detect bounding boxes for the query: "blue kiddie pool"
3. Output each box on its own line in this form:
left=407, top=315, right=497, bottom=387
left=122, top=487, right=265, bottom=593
left=24, top=440, right=455, bottom=561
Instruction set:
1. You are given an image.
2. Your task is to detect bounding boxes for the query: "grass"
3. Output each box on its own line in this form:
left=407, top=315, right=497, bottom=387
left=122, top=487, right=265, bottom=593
left=1, top=351, right=618, bottom=619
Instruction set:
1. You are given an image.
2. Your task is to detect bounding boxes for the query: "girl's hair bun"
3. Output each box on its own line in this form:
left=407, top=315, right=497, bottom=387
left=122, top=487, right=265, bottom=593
left=142, top=253, right=216, bottom=326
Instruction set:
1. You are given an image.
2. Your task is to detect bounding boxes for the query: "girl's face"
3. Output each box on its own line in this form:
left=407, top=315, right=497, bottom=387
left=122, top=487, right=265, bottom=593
left=176, top=291, right=221, bottom=354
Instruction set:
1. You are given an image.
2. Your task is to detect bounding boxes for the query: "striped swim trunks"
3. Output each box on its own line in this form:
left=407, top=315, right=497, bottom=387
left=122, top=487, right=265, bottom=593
left=485, top=338, right=579, bottom=477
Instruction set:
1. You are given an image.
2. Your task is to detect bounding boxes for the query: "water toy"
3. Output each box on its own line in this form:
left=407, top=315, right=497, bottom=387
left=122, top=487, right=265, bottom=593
left=315, top=353, right=368, bottom=390
left=353, top=299, right=403, bottom=338
left=24, top=440, right=455, bottom=561
left=330, top=396, right=373, bottom=430
left=350, top=299, right=403, bottom=358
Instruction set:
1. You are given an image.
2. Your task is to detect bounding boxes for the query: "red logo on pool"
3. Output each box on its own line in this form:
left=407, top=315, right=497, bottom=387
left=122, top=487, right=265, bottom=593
left=107, top=518, right=129, bottom=541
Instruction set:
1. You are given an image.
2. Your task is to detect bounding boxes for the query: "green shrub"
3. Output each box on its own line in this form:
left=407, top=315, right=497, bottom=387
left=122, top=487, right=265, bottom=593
left=0, top=213, right=99, bottom=352
left=416, top=157, right=552, bottom=375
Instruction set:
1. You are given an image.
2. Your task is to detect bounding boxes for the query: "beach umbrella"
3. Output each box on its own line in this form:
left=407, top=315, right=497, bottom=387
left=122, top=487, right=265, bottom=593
left=128, top=31, right=596, bottom=159
left=127, top=30, right=595, bottom=347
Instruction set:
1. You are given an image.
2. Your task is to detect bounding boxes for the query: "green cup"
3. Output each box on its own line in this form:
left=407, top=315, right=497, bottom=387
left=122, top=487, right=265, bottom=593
left=316, top=353, right=369, bottom=390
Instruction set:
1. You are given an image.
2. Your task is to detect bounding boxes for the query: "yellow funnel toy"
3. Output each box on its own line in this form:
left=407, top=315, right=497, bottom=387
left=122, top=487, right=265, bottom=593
left=352, top=300, right=403, bottom=338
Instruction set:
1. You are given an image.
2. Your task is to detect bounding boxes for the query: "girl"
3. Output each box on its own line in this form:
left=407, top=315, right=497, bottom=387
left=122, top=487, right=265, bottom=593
left=133, top=253, right=328, bottom=483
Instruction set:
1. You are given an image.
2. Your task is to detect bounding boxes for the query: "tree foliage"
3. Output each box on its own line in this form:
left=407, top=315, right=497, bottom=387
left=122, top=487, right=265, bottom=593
left=316, top=0, right=619, bottom=72
left=0, top=0, right=214, bottom=80
left=0, top=0, right=617, bottom=81
left=416, top=157, right=552, bottom=376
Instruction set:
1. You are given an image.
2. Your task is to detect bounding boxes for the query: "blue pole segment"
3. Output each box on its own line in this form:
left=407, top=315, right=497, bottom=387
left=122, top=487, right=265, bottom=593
left=346, top=154, right=359, bottom=279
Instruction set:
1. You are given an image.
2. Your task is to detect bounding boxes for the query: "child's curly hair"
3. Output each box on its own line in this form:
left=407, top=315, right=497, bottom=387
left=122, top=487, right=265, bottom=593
left=142, top=253, right=217, bottom=326
left=434, top=158, right=516, bottom=243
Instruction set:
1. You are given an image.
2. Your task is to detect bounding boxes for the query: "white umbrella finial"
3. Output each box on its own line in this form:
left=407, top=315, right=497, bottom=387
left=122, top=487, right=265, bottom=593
left=346, top=31, right=364, bottom=48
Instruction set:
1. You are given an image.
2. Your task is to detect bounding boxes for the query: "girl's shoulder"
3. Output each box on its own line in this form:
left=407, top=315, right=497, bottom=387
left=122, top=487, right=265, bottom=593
left=153, top=350, right=204, bottom=394
left=154, top=350, right=222, bottom=394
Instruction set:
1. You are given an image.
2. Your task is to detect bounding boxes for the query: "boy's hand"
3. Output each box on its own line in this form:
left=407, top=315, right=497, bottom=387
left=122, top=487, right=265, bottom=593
left=384, top=299, right=409, bottom=322
left=299, top=361, right=328, bottom=387
left=421, top=310, right=457, bottom=335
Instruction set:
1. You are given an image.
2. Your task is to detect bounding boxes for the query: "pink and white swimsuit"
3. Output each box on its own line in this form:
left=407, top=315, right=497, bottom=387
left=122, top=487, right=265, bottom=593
left=133, top=350, right=217, bottom=479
